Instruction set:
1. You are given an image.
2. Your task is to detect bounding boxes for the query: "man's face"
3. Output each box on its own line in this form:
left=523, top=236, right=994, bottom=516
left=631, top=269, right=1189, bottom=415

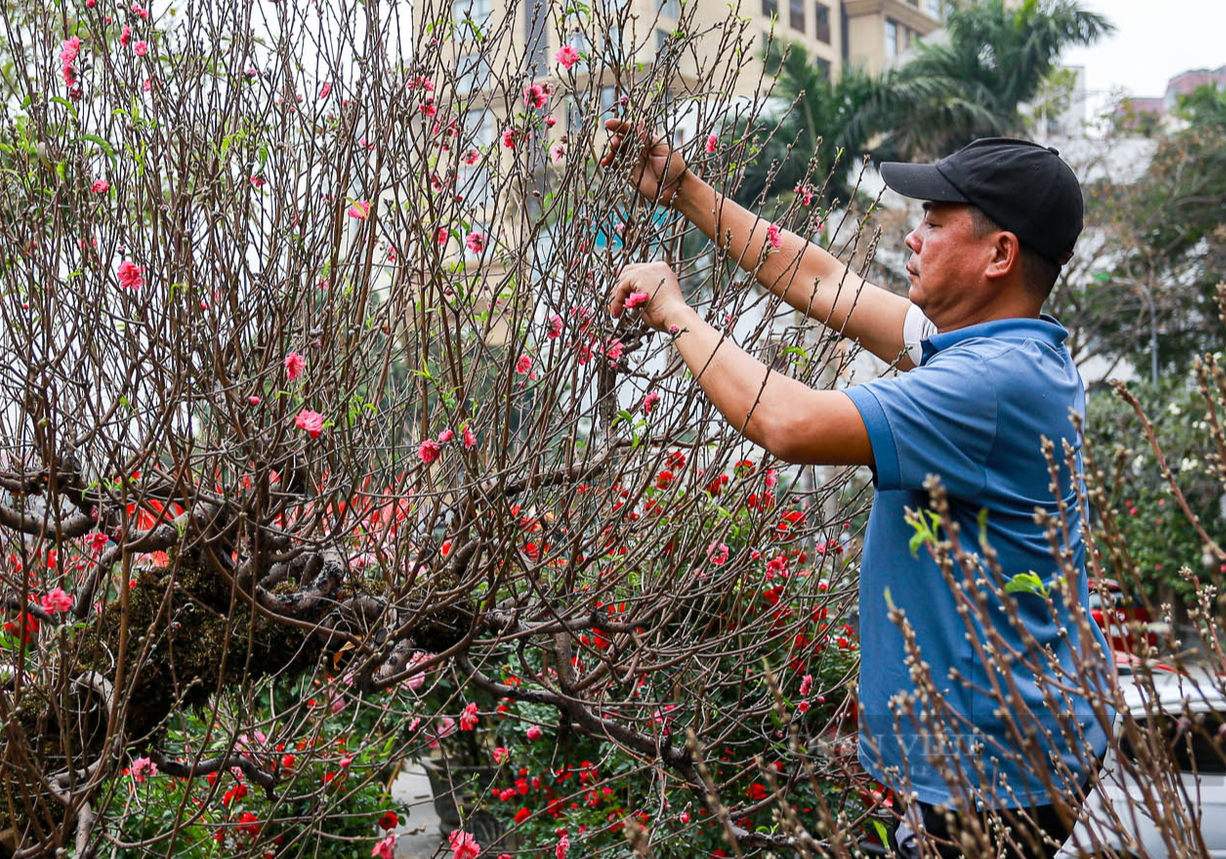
left=903, top=202, right=995, bottom=328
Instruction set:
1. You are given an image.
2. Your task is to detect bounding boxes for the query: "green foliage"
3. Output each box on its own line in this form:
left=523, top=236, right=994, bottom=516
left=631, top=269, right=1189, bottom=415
left=851, top=0, right=1112, bottom=159
left=106, top=679, right=413, bottom=859
left=1085, top=378, right=1226, bottom=604
left=733, top=42, right=880, bottom=210
left=1072, top=85, right=1226, bottom=377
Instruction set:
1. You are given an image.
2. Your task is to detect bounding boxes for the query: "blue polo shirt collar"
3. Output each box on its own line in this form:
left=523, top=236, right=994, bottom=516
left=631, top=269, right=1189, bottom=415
left=919, top=314, right=1068, bottom=366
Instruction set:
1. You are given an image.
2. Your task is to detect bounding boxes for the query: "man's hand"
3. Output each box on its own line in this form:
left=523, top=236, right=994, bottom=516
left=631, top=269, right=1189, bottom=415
left=601, top=119, right=689, bottom=208
left=609, top=261, right=689, bottom=333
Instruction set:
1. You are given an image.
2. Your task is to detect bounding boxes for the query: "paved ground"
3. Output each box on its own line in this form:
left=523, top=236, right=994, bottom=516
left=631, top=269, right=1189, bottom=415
left=390, top=763, right=446, bottom=858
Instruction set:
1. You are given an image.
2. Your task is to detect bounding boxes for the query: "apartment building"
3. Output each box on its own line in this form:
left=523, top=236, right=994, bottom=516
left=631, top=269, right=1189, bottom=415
left=411, top=0, right=947, bottom=289
left=429, top=0, right=946, bottom=100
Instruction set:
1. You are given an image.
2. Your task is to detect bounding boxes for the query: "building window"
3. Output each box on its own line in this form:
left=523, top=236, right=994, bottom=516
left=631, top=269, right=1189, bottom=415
left=463, top=109, right=496, bottom=147
left=926, top=0, right=943, bottom=18
left=656, top=28, right=670, bottom=53
left=815, top=57, right=831, bottom=81
left=814, top=1, right=830, bottom=43
left=453, top=0, right=491, bottom=18
left=460, top=111, right=495, bottom=205
left=789, top=0, right=804, bottom=30
left=662, top=0, right=680, bottom=17
left=605, top=25, right=623, bottom=60
left=884, top=19, right=898, bottom=60
left=456, top=53, right=492, bottom=94
left=601, top=85, right=618, bottom=116
left=761, top=0, right=777, bottom=18
left=524, top=0, right=548, bottom=69
left=565, top=96, right=583, bottom=135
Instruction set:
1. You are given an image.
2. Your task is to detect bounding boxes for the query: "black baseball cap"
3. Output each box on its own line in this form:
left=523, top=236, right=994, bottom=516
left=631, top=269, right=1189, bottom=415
left=879, top=137, right=1083, bottom=265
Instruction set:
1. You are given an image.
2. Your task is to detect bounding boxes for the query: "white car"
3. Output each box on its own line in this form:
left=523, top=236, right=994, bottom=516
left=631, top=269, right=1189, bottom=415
left=1058, top=665, right=1226, bottom=858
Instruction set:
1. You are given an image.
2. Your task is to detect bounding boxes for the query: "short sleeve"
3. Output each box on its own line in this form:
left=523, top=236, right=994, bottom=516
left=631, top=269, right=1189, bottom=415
left=844, top=353, right=998, bottom=494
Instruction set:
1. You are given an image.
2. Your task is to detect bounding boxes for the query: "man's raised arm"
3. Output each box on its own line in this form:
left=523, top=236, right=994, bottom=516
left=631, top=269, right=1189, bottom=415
left=602, top=120, right=916, bottom=368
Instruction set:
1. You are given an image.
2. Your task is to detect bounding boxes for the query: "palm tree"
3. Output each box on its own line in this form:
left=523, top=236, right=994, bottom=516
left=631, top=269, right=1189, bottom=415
left=852, top=0, right=1113, bottom=160
left=732, top=42, right=880, bottom=210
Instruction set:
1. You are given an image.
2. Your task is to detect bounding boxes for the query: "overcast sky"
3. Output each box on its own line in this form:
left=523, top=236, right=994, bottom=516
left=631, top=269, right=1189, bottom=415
left=1061, top=0, right=1225, bottom=105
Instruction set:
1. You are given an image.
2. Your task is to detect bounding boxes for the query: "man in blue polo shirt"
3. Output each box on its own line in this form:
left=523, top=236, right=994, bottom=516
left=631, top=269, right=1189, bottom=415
left=604, top=127, right=1112, bottom=858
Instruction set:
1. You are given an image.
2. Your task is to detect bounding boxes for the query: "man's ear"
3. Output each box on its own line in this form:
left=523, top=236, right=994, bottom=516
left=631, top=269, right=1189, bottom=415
left=984, top=230, right=1022, bottom=281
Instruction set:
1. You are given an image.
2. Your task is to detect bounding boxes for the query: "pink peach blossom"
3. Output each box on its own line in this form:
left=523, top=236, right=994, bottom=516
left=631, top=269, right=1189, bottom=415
left=449, top=830, right=481, bottom=859
left=346, top=200, right=371, bottom=220
left=319, top=82, right=332, bottom=99
left=523, top=83, right=548, bottom=109
left=515, top=354, right=532, bottom=375
left=526, top=724, right=542, bottom=740
left=284, top=351, right=306, bottom=381
left=91, top=179, right=110, bottom=193
left=133, top=40, right=149, bottom=57
left=130, top=756, right=158, bottom=783
left=418, top=439, right=442, bottom=464
left=462, top=425, right=477, bottom=450
left=295, top=409, right=324, bottom=438
left=459, top=702, right=479, bottom=731
left=59, top=36, right=82, bottom=65
left=623, top=291, right=649, bottom=309
left=555, top=44, right=580, bottom=69
left=41, top=587, right=73, bottom=614
left=464, top=232, right=485, bottom=254
left=766, top=223, right=782, bottom=249
left=705, top=133, right=718, bottom=154
left=371, top=835, right=396, bottom=859
left=116, top=260, right=145, bottom=289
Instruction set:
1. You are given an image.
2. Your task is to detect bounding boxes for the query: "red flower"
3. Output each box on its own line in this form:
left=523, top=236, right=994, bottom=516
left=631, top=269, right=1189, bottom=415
left=3, top=613, right=38, bottom=643
left=747, top=782, right=768, bottom=801
left=775, top=510, right=805, bottom=537
left=375, top=810, right=399, bottom=831
left=222, top=781, right=248, bottom=807
left=237, top=812, right=260, bottom=837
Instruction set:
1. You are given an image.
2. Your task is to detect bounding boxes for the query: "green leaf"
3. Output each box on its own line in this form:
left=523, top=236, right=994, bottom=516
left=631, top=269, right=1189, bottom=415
left=50, top=96, right=78, bottom=119
left=1004, top=571, right=1049, bottom=598
left=79, top=134, right=116, bottom=164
